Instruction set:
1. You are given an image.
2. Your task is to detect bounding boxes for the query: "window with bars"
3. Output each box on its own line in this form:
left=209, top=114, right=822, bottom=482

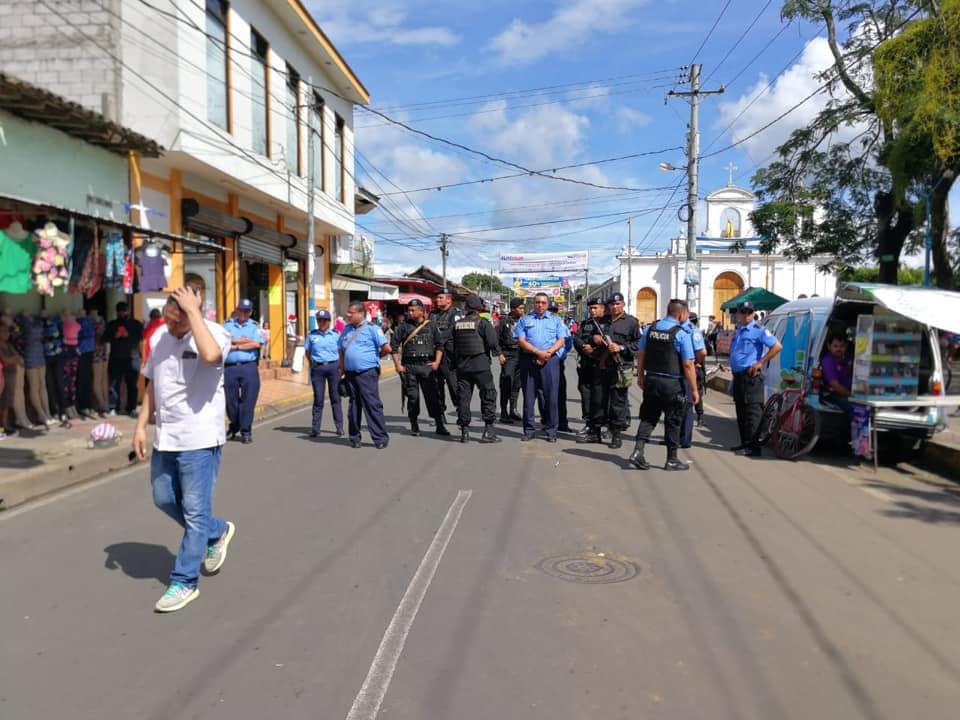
left=250, top=28, right=268, bottom=155
left=205, top=0, right=229, bottom=130
left=286, top=63, right=301, bottom=175
left=311, top=92, right=326, bottom=191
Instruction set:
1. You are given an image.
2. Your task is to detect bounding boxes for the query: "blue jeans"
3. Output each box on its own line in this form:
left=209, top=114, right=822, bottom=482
left=151, top=446, right=227, bottom=588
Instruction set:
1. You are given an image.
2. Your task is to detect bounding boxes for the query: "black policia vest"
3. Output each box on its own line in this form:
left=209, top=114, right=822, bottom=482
left=454, top=315, right=484, bottom=359
left=499, top=316, right=518, bottom=352
left=644, top=323, right=683, bottom=377
left=401, top=321, right=434, bottom=361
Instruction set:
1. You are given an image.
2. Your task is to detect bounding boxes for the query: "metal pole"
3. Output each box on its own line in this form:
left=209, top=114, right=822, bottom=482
left=686, top=64, right=700, bottom=309
left=924, top=194, right=932, bottom=287
left=306, top=78, right=316, bottom=331
left=626, top=216, right=632, bottom=314
left=440, top=233, right=448, bottom=287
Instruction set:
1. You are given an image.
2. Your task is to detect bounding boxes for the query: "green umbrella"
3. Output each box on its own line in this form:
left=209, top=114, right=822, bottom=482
left=720, top=286, right=790, bottom=312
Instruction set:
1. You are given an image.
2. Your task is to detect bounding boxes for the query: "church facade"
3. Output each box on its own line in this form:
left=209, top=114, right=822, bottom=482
left=618, top=182, right=837, bottom=325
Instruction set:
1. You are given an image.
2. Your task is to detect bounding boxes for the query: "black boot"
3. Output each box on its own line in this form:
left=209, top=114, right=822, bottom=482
left=435, top=416, right=451, bottom=436
left=508, top=399, right=522, bottom=422
left=609, top=431, right=622, bottom=450
left=576, top=427, right=602, bottom=444
left=479, top=422, right=501, bottom=443
left=664, top=448, right=689, bottom=471
left=460, top=426, right=469, bottom=443
left=629, top=440, right=650, bottom=470
left=410, top=418, right=420, bottom=436
left=500, top=407, right=513, bottom=424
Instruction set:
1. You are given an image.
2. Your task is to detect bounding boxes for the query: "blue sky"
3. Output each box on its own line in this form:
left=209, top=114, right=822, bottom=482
left=308, top=0, right=950, bottom=282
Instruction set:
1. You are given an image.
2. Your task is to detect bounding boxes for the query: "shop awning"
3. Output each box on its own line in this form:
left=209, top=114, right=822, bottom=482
left=332, top=275, right=399, bottom=301
left=837, top=282, right=960, bottom=334
left=720, top=286, right=790, bottom=312
left=396, top=292, right=434, bottom=307
left=0, top=193, right=224, bottom=251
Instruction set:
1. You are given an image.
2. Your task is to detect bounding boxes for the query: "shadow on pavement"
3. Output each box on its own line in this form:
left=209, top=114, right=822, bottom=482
left=103, top=542, right=175, bottom=583
left=563, top=446, right=635, bottom=469
left=0, top=448, right=43, bottom=470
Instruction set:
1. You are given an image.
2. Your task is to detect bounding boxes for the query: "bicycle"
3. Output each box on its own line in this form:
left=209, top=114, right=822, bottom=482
left=754, top=377, right=821, bottom=460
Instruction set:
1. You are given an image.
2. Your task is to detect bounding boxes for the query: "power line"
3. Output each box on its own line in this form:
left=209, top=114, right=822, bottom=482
left=703, top=0, right=775, bottom=84
left=690, top=0, right=734, bottom=65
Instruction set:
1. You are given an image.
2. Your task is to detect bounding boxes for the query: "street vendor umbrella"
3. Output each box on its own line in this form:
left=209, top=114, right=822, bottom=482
left=720, top=286, right=790, bottom=312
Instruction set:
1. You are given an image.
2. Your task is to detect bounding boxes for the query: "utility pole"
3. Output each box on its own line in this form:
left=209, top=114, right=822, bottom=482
left=668, top=64, right=724, bottom=314
left=440, top=233, right=449, bottom=288
left=306, top=78, right=316, bottom=331
left=626, top=216, right=632, bottom=315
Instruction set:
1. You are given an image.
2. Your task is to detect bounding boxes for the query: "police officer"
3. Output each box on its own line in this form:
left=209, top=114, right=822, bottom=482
left=223, top=298, right=263, bottom=444
left=548, top=302, right=574, bottom=433
left=677, top=311, right=708, bottom=448
left=304, top=309, right=343, bottom=438
left=729, top=301, right=782, bottom=456
left=602, top=292, right=641, bottom=449
left=628, top=299, right=699, bottom=471
left=391, top=299, right=450, bottom=438
left=496, top=297, right=525, bottom=423
left=429, top=288, right=462, bottom=414
left=453, top=294, right=500, bottom=443
left=514, top=291, right=570, bottom=442
left=338, top=301, right=392, bottom=449
left=574, top=297, right=610, bottom=443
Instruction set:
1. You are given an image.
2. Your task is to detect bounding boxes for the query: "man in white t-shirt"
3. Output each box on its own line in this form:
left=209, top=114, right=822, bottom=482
left=134, top=286, right=236, bottom=613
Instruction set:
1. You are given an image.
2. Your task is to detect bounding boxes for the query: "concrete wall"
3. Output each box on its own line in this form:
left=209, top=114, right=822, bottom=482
left=0, top=0, right=122, bottom=117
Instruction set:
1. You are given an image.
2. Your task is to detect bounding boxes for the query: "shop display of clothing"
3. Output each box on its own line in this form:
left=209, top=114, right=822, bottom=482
left=91, top=320, right=109, bottom=413
left=0, top=228, right=39, bottom=294
left=43, top=317, right=67, bottom=419
left=0, top=341, right=32, bottom=430
left=68, top=225, right=94, bottom=291
left=103, top=231, right=128, bottom=290
left=32, top=224, right=71, bottom=296
left=17, top=315, right=45, bottom=370
left=76, top=317, right=96, bottom=414
left=137, top=244, right=167, bottom=291
left=75, top=232, right=102, bottom=299
left=62, top=317, right=81, bottom=413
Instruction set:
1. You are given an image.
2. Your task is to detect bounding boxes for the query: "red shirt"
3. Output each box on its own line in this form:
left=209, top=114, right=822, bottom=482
left=142, top=318, right=166, bottom=366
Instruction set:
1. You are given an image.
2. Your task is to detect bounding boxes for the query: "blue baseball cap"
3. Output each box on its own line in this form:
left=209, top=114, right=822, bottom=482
left=315, top=309, right=332, bottom=320
left=237, top=298, right=253, bottom=311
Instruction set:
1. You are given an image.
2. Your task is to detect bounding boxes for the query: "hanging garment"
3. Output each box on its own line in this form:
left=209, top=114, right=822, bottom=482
left=137, top=245, right=167, bottom=291
left=0, top=228, right=38, bottom=294
left=42, top=316, right=63, bottom=358
left=76, top=230, right=102, bottom=299
left=16, top=315, right=46, bottom=370
left=122, top=248, right=135, bottom=293
left=69, top=225, right=95, bottom=291
left=32, top=225, right=71, bottom=296
left=102, top=231, right=126, bottom=289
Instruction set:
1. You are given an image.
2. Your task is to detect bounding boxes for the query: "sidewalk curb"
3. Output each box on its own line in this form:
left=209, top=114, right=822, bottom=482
left=0, top=365, right=400, bottom=511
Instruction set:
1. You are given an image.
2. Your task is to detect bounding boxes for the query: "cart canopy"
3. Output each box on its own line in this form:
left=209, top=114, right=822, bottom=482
left=837, top=282, right=960, bottom=334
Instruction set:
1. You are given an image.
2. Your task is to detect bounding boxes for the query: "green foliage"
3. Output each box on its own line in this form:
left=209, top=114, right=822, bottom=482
left=837, top=265, right=925, bottom=284
left=461, top=272, right=507, bottom=294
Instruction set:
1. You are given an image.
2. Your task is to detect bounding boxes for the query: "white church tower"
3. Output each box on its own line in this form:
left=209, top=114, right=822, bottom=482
left=619, top=170, right=837, bottom=325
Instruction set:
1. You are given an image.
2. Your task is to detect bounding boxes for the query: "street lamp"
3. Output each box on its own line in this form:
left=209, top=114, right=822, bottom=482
left=659, top=162, right=686, bottom=172
left=922, top=169, right=956, bottom=287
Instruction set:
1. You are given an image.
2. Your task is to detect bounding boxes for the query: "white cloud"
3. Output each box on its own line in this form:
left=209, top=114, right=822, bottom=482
left=714, top=37, right=855, bottom=163
left=489, top=0, right=649, bottom=65
left=566, top=84, right=611, bottom=110
left=310, top=1, right=460, bottom=48
left=467, top=99, right=509, bottom=132
left=486, top=104, right=590, bottom=168
left=615, top=106, right=652, bottom=134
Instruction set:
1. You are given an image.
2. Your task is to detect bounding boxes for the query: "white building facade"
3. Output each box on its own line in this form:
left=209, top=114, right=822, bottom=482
left=619, top=183, right=837, bottom=325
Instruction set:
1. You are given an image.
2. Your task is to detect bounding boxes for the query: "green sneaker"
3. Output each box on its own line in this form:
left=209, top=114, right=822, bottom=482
left=204, top=521, right=236, bottom=574
left=155, top=583, right=199, bottom=613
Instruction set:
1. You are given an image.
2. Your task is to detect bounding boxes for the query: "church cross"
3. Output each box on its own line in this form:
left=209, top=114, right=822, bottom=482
left=725, top=162, right=738, bottom=185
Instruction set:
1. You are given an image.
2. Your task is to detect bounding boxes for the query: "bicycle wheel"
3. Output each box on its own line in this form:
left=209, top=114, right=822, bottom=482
left=773, top=400, right=820, bottom=460
left=754, top=393, right=783, bottom=447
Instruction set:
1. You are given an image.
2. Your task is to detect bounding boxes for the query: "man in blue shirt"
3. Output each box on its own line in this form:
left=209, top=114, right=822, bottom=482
left=514, top=292, right=570, bottom=442
left=338, top=301, right=392, bottom=449
left=304, top=309, right=343, bottom=438
left=678, top=312, right=708, bottom=448
left=223, top=298, right=263, bottom=444
left=629, top=299, right=699, bottom=471
left=728, top=301, right=782, bottom=456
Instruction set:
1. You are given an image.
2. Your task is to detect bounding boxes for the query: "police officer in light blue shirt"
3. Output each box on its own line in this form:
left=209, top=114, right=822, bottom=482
left=728, top=301, right=782, bottom=456
left=223, top=298, right=263, bottom=443
left=513, top=292, right=570, bottom=441
left=338, top=302, right=392, bottom=449
left=304, top=310, right=343, bottom=438
left=678, top=313, right=708, bottom=447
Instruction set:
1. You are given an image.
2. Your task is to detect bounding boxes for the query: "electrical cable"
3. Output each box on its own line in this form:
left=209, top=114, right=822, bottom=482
left=690, top=0, right=734, bottom=65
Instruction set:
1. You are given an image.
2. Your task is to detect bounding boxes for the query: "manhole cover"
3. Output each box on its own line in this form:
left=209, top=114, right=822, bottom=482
left=535, top=553, right=640, bottom=584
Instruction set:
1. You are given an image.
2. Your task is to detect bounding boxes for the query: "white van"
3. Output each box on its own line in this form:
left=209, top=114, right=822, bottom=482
left=761, top=282, right=958, bottom=457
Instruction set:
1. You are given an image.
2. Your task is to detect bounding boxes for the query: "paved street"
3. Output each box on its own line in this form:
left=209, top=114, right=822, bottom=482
left=3, top=368, right=960, bottom=720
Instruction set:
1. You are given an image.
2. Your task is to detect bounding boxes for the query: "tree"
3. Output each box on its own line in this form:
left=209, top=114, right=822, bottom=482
left=461, top=272, right=507, bottom=295
left=837, top=265, right=925, bottom=284
left=751, top=1, right=956, bottom=287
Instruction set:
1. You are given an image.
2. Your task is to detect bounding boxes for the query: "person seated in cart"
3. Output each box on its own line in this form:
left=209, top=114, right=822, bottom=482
left=820, top=333, right=854, bottom=417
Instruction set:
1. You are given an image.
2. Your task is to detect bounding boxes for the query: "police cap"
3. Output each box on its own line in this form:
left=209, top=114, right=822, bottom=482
left=587, top=297, right=604, bottom=307
left=736, top=301, right=755, bottom=314
left=509, top=297, right=525, bottom=309
left=548, top=303, right=559, bottom=313
left=607, top=292, right=625, bottom=304
left=465, top=294, right=484, bottom=311
left=407, top=299, right=425, bottom=308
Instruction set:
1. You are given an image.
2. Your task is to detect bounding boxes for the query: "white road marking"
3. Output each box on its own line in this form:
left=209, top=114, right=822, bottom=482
left=345, top=490, right=472, bottom=720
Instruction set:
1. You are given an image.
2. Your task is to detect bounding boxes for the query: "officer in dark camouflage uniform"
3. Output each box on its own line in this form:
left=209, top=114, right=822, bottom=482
left=453, top=295, right=500, bottom=443
left=391, top=299, right=450, bottom=437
